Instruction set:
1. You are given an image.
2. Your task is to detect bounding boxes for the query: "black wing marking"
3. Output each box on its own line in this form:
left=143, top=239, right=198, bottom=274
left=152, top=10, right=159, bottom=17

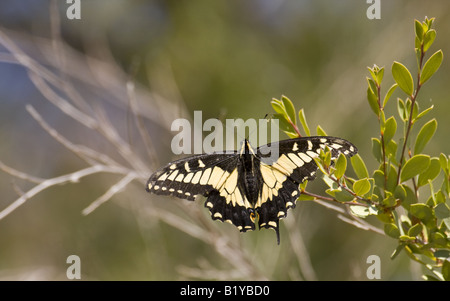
left=255, top=136, right=358, bottom=243
left=146, top=152, right=256, bottom=231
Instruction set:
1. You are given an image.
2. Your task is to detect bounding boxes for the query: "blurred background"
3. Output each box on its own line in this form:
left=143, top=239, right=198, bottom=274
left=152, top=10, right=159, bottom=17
left=0, top=0, right=449, bottom=280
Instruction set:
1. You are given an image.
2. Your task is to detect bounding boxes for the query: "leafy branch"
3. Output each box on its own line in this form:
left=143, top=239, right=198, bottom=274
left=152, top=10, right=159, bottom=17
left=271, top=17, right=449, bottom=281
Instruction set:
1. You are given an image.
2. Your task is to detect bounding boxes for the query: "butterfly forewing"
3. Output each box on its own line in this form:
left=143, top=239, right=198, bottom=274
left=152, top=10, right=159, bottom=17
left=146, top=152, right=238, bottom=200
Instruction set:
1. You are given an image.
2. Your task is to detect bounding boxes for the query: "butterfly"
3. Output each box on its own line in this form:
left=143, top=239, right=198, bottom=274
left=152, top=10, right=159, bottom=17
left=146, top=136, right=357, bottom=244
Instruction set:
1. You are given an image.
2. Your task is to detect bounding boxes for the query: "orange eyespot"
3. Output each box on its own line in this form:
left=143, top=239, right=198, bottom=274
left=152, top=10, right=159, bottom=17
left=249, top=211, right=258, bottom=223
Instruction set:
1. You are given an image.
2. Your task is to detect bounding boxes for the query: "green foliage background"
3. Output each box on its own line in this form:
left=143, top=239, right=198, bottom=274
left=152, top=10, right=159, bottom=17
left=0, top=0, right=449, bottom=280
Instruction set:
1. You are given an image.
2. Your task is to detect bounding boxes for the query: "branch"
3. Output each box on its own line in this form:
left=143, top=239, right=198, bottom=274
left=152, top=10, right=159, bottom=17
left=0, top=164, right=132, bottom=221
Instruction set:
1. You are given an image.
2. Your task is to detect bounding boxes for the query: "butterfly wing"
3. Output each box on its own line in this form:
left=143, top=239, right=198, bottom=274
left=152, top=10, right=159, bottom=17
left=255, top=136, right=358, bottom=243
left=146, top=151, right=256, bottom=232
left=146, top=152, right=238, bottom=200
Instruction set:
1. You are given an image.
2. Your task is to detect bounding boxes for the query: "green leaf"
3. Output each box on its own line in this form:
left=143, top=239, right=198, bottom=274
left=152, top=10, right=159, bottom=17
left=383, top=117, right=397, bottom=143
left=434, top=249, right=450, bottom=259
left=414, top=119, right=437, bottom=154
left=394, top=184, right=407, bottom=201
left=439, top=153, right=449, bottom=173
left=367, top=87, right=380, bottom=116
left=367, top=77, right=378, bottom=94
left=385, top=140, right=398, bottom=164
left=382, top=195, right=396, bottom=207
left=376, top=67, right=384, bottom=85
left=383, top=83, right=398, bottom=107
left=298, top=109, right=311, bottom=136
left=397, top=98, right=407, bottom=121
left=386, top=165, right=398, bottom=191
left=392, top=61, right=414, bottom=96
left=281, top=95, right=296, bottom=125
left=409, top=203, right=433, bottom=223
left=443, top=259, right=450, bottom=281
left=420, top=50, right=443, bottom=85
left=430, top=232, right=447, bottom=247
left=272, top=114, right=295, bottom=134
left=334, top=189, right=355, bottom=203
left=400, top=154, right=431, bottom=183
left=443, top=217, right=450, bottom=232
left=371, top=138, right=382, bottom=162
left=316, top=125, right=327, bottom=136
left=423, top=29, right=436, bottom=52
left=415, top=36, right=421, bottom=52
left=271, top=99, right=285, bottom=115
left=351, top=154, right=369, bottom=179
left=415, top=105, right=434, bottom=122
left=402, top=185, right=417, bottom=210
left=349, top=205, right=377, bottom=218
left=334, top=153, right=347, bottom=179
left=415, top=19, right=424, bottom=40
left=353, top=178, right=371, bottom=196
left=384, top=223, right=401, bottom=238
left=434, top=203, right=450, bottom=219
left=373, top=169, right=384, bottom=188
left=417, top=157, right=440, bottom=187
left=408, top=223, right=423, bottom=237
left=390, top=244, right=405, bottom=259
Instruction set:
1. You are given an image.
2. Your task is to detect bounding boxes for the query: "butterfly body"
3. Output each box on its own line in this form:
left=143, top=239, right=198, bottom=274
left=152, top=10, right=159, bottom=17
left=146, top=136, right=357, bottom=244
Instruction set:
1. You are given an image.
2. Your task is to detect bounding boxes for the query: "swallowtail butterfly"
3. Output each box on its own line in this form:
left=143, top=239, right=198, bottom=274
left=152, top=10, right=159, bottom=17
left=146, top=136, right=357, bottom=244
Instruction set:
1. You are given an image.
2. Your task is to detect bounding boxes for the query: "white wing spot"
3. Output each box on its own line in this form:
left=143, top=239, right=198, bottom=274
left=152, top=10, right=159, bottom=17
left=298, top=152, right=312, bottom=163
left=184, top=162, right=191, bottom=172
left=306, top=150, right=318, bottom=158
left=268, top=221, right=277, bottom=228
left=158, top=172, right=169, bottom=181
left=287, top=153, right=304, bottom=167
left=292, top=142, right=299, bottom=151
left=183, top=172, right=194, bottom=183
left=191, top=171, right=202, bottom=184
left=200, top=168, right=212, bottom=185
left=167, top=170, right=178, bottom=181
left=198, top=159, right=206, bottom=168
left=170, top=164, right=176, bottom=170
left=331, top=143, right=342, bottom=149
left=175, top=173, right=184, bottom=182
